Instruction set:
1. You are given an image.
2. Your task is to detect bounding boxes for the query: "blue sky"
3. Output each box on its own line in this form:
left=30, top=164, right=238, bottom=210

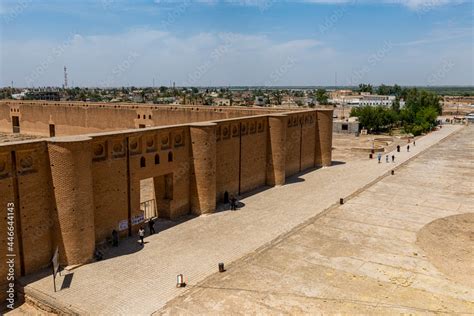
left=0, top=0, right=472, bottom=87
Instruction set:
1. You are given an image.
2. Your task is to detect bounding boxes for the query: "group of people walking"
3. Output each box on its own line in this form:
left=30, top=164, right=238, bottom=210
left=378, top=153, right=396, bottom=164
left=377, top=139, right=416, bottom=164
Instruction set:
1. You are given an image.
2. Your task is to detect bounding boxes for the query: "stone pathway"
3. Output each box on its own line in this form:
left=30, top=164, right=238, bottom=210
left=15, top=125, right=462, bottom=315
left=159, top=125, right=473, bottom=314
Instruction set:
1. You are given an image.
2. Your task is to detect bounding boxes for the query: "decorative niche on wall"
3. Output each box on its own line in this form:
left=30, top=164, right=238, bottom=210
left=249, top=121, right=256, bottom=134
left=231, top=124, right=239, bottom=138
left=145, top=135, right=157, bottom=153
left=160, top=133, right=171, bottom=150
left=240, top=122, right=248, bottom=136
left=173, top=130, right=184, bottom=148
left=112, top=139, right=126, bottom=158
left=129, top=137, right=142, bottom=156
left=17, top=152, right=37, bottom=175
left=222, top=125, right=230, bottom=140
left=92, top=141, right=108, bottom=161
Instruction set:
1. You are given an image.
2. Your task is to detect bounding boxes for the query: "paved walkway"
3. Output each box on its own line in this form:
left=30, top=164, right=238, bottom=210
left=160, top=125, right=473, bottom=314
left=18, top=125, right=462, bottom=315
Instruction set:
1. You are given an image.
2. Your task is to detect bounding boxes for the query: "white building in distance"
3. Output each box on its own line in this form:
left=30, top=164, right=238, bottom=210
left=360, top=95, right=396, bottom=107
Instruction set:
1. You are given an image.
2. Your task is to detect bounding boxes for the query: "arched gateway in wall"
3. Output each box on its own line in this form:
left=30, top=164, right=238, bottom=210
left=0, top=100, right=333, bottom=299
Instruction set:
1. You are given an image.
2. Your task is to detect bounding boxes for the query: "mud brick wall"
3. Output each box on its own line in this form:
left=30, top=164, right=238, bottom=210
left=0, top=102, right=332, bottom=301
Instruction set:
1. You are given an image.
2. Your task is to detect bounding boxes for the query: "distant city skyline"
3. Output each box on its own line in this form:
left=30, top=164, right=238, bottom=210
left=1, top=0, right=473, bottom=87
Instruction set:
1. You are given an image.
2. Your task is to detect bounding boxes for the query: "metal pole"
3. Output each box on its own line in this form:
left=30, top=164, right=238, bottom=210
left=52, top=265, right=56, bottom=292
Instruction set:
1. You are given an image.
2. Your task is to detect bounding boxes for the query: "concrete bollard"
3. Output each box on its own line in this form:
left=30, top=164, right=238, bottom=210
left=218, top=262, right=225, bottom=273
left=176, top=274, right=186, bottom=288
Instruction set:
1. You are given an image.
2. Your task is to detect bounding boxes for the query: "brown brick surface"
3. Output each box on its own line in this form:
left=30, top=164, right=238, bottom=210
left=0, top=102, right=333, bottom=288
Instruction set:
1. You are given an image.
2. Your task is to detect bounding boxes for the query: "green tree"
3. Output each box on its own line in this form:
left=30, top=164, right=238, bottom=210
left=400, top=88, right=442, bottom=136
left=350, top=106, right=398, bottom=133
left=353, top=87, right=441, bottom=136
left=377, top=84, right=402, bottom=96
left=358, top=83, right=373, bottom=93
left=377, top=84, right=390, bottom=95
left=315, top=89, right=328, bottom=104
left=273, top=90, right=282, bottom=105
left=391, top=98, right=401, bottom=113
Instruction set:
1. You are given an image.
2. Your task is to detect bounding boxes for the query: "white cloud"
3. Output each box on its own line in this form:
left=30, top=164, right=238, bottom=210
left=205, top=0, right=469, bottom=10
left=0, top=29, right=328, bottom=87
left=1, top=27, right=472, bottom=87
left=387, top=0, right=460, bottom=10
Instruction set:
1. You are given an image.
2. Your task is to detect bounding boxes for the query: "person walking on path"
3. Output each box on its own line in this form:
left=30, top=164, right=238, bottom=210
left=391, top=155, right=395, bottom=163
left=386, top=155, right=389, bottom=163
left=138, top=226, right=145, bottom=245
left=148, top=218, right=155, bottom=235
left=413, top=140, right=416, bottom=146
left=407, top=145, right=410, bottom=152
left=377, top=153, right=382, bottom=163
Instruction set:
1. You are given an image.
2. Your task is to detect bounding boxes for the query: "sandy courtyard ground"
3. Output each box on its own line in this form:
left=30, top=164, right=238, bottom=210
left=159, top=126, right=473, bottom=314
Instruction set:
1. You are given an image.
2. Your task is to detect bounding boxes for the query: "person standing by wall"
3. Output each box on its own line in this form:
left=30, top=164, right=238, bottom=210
left=230, top=195, right=237, bottom=210
left=148, top=218, right=156, bottom=235
left=138, top=226, right=145, bottom=245
left=224, top=191, right=229, bottom=204
left=112, top=229, right=119, bottom=247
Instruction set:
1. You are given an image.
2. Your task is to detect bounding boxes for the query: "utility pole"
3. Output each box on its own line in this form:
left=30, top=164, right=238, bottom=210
left=63, top=66, right=68, bottom=89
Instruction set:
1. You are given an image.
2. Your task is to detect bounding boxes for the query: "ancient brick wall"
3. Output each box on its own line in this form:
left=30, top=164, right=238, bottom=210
left=48, top=138, right=96, bottom=266
left=301, top=113, right=317, bottom=170
left=215, top=117, right=268, bottom=200
left=215, top=121, right=240, bottom=201
left=316, top=110, right=333, bottom=166
left=239, top=118, right=268, bottom=193
left=285, top=113, right=304, bottom=176
left=0, top=141, right=54, bottom=302
left=0, top=100, right=288, bottom=136
left=0, top=103, right=333, bottom=300
left=90, top=135, right=129, bottom=243
left=128, top=127, right=191, bottom=219
left=0, top=104, right=12, bottom=133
